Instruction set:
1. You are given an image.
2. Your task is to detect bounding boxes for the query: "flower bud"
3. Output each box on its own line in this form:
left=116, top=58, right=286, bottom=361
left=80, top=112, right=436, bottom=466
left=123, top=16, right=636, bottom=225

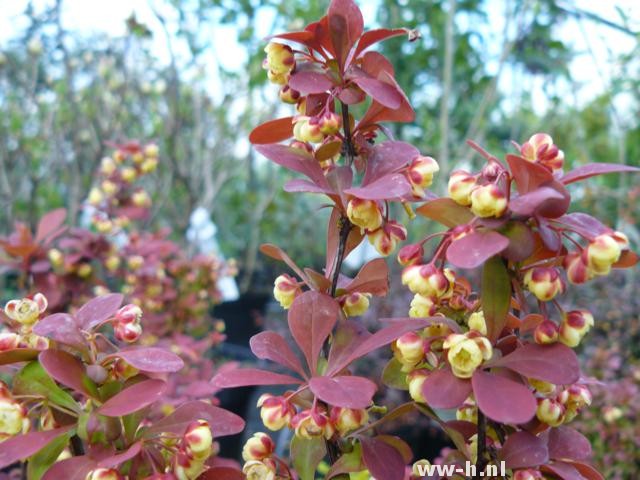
left=0, top=332, right=20, bottom=351
left=586, top=234, right=621, bottom=276
left=401, top=264, right=452, bottom=298
left=293, top=116, right=324, bottom=143
left=330, top=407, right=368, bottom=435
left=367, top=221, right=407, bottom=256
left=408, top=294, right=437, bottom=318
left=116, top=304, right=143, bottom=324
left=4, top=293, right=47, bottom=326
left=447, top=170, right=476, bottom=206
left=528, top=378, right=556, bottom=396
left=121, top=167, right=137, bottom=183
left=523, top=267, right=565, bottom=302
left=347, top=198, right=383, bottom=232
left=257, top=394, right=295, bottom=431
left=563, top=251, right=592, bottom=285
left=263, top=42, right=295, bottom=75
left=513, top=469, right=544, bottom=480
left=100, top=157, right=117, bottom=176
left=564, top=384, right=592, bottom=414
left=394, top=332, right=424, bottom=367
left=141, top=157, right=158, bottom=173
left=407, top=369, right=429, bottom=403
left=534, top=319, right=559, bottom=344
left=174, top=450, right=205, bottom=480
left=467, top=311, right=487, bottom=336
left=520, top=133, right=564, bottom=173
left=101, top=180, right=118, bottom=196
left=109, top=358, right=139, bottom=380
left=132, top=190, right=151, bottom=208
left=291, top=408, right=334, bottom=440
left=242, top=432, right=275, bottom=461
left=183, top=419, right=213, bottom=461
left=470, top=184, right=508, bottom=218
left=127, top=255, right=144, bottom=270
left=85, top=468, right=123, bottom=480
left=611, top=231, right=630, bottom=250
left=273, top=274, right=301, bottom=310
left=536, top=398, right=565, bottom=426
left=0, top=398, right=29, bottom=442
left=48, top=248, right=64, bottom=269
left=105, top=255, right=121, bottom=272
left=318, top=111, right=342, bottom=135
left=444, top=333, right=492, bottom=379
left=279, top=85, right=300, bottom=104
left=407, top=155, right=439, bottom=198
left=603, top=407, right=623, bottom=424
left=114, top=322, right=142, bottom=343
left=88, top=187, right=104, bottom=206
left=144, top=143, right=159, bottom=158
left=132, top=152, right=144, bottom=164
left=341, top=292, right=370, bottom=317
left=397, top=243, right=423, bottom=266
left=242, top=459, right=277, bottom=480
left=559, top=310, right=594, bottom=348
left=95, top=219, right=113, bottom=234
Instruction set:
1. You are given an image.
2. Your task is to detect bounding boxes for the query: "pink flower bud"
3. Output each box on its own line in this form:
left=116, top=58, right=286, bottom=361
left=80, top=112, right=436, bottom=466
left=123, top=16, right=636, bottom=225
left=536, top=398, right=565, bottom=426
left=0, top=332, right=20, bottom=351
left=257, top=394, right=295, bottom=431
left=116, top=304, right=143, bottom=324
left=346, top=198, right=383, bottom=232
left=293, top=116, right=324, bottom=143
left=242, top=432, right=275, bottom=461
left=523, top=267, right=565, bottom=302
left=330, top=407, right=368, bottom=435
left=183, top=419, right=213, bottom=461
left=174, top=449, right=206, bottom=480
left=401, top=264, right=452, bottom=298
left=559, top=310, right=594, bottom=348
left=341, top=292, right=370, bottom=317
left=563, top=251, right=592, bottom=285
left=318, top=111, right=342, bottom=135
left=520, top=133, right=564, bottom=173
left=273, top=274, right=301, bottom=310
left=291, top=408, right=334, bottom=440
left=586, top=233, right=621, bottom=276
left=407, top=155, right=439, bottom=198
left=470, top=184, right=508, bottom=218
left=534, top=319, right=559, bottom=344
left=114, top=322, right=142, bottom=343
left=397, top=243, right=423, bottom=266
left=289, top=140, right=314, bottom=154
left=394, top=332, right=425, bottom=367
left=279, top=85, right=300, bottom=104
left=408, top=294, right=437, bottom=318
left=447, top=170, right=476, bottom=206
left=367, top=221, right=407, bottom=256
left=85, top=468, right=124, bottom=480
left=263, top=42, right=295, bottom=75
left=513, top=469, right=544, bottom=480
left=407, top=369, right=429, bottom=403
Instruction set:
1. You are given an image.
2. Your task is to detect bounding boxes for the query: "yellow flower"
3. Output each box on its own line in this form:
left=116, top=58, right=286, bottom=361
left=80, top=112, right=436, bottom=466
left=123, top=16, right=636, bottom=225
left=342, top=292, right=370, bottom=317
left=467, top=311, right=487, bottom=335
left=470, top=184, right=507, bottom=218
left=273, top=274, right=300, bottom=310
left=447, top=170, right=476, bottom=206
left=444, top=333, right=492, bottom=379
left=347, top=198, right=383, bottom=232
left=586, top=234, right=621, bottom=276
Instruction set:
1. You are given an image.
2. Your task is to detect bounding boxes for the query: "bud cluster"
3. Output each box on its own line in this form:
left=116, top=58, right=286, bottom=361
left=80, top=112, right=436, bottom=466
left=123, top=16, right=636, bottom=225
left=535, top=383, right=592, bottom=427
left=0, top=381, right=30, bottom=442
left=112, top=303, right=143, bottom=343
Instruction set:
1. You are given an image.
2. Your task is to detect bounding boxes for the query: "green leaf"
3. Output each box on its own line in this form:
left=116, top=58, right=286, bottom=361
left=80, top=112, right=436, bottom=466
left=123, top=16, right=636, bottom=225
left=326, top=443, right=364, bottom=479
left=291, top=435, right=326, bottom=480
left=382, top=358, right=408, bottom=390
left=26, top=430, right=71, bottom=480
left=481, top=256, right=512, bottom=341
left=13, top=362, right=79, bottom=412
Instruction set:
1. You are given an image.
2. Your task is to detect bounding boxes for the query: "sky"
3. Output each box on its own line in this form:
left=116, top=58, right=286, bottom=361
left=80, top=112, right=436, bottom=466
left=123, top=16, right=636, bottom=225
left=0, top=0, right=638, bottom=122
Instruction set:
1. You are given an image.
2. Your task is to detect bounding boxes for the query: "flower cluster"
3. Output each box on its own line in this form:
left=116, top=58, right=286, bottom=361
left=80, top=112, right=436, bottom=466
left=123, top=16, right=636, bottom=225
left=0, top=381, right=30, bottom=442
left=1, top=293, right=50, bottom=350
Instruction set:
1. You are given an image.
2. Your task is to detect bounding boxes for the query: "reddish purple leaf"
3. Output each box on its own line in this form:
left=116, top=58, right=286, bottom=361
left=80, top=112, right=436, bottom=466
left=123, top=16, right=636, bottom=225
left=571, top=462, right=604, bottom=480
left=249, top=116, right=294, bottom=144
left=144, top=401, right=245, bottom=438
left=211, top=368, right=302, bottom=388
left=35, top=208, right=66, bottom=243
left=327, top=318, right=430, bottom=375
left=446, top=231, right=509, bottom=269
left=344, top=258, right=389, bottom=296
left=551, top=213, right=610, bottom=240
left=0, top=348, right=40, bottom=366
left=537, top=217, right=562, bottom=251
left=546, top=426, right=592, bottom=461
left=499, top=431, right=549, bottom=469
left=98, top=379, right=166, bottom=417
left=416, top=198, right=474, bottom=228
left=510, top=186, right=565, bottom=216
left=345, top=173, right=411, bottom=200
left=560, top=163, right=640, bottom=185
left=39, top=349, right=94, bottom=396
left=506, top=154, right=554, bottom=194
left=309, top=375, right=376, bottom=409
left=357, top=70, right=415, bottom=127
left=472, top=370, right=536, bottom=424
left=33, top=313, right=85, bottom=350
left=199, top=468, right=245, bottom=480
left=362, top=141, right=419, bottom=185
left=255, top=144, right=330, bottom=189
left=75, top=293, right=124, bottom=330
left=289, top=70, right=333, bottom=94
left=288, top=291, right=340, bottom=374
left=351, top=76, right=402, bottom=109
left=105, top=348, right=184, bottom=373
left=422, top=369, right=472, bottom=409
left=328, top=0, right=364, bottom=68
left=284, top=179, right=333, bottom=195
left=97, top=442, right=142, bottom=468
left=541, top=462, right=587, bottom=480
left=502, top=221, right=535, bottom=262
left=250, top=331, right=307, bottom=378
left=42, top=455, right=97, bottom=480
left=360, top=436, right=406, bottom=480
left=0, top=426, right=72, bottom=469
left=488, top=343, right=580, bottom=385
left=354, top=28, right=409, bottom=58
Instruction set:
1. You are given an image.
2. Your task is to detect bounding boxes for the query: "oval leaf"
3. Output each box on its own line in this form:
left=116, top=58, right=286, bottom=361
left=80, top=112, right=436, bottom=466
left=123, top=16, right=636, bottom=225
left=472, top=370, right=536, bottom=424
left=447, top=231, right=509, bottom=269
left=360, top=436, right=406, bottom=480
left=309, top=375, right=376, bottom=409
left=422, top=368, right=472, bottom=409
left=250, top=331, right=307, bottom=378
left=547, top=426, right=592, bottom=461
left=481, top=256, right=512, bottom=341
left=289, top=70, right=333, bottom=94
left=560, top=163, right=640, bottom=185
left=105, top=348, right=184, bottom=373
left=211, top=368, right=302, bottom=388
left=500, top=431, right=549, bottom=469
left=416, top=198, right=474, bottom=228
left=33, top=313, right=86, bottom=350
left=39, top=350, right=96, bottom=397
left=0, top=426, right=73, bottom=469
left=249, top=116, right=294, bottom=144
left=75, top=294, right=124, bottom=331
left=144, top=401, right=244, bottom=438
left=98, top=379, right=166, bottom=417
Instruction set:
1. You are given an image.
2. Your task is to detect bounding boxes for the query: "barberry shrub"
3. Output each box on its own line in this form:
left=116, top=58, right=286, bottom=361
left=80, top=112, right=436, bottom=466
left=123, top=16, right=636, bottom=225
left=213, top=1, right=639, bottom=479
